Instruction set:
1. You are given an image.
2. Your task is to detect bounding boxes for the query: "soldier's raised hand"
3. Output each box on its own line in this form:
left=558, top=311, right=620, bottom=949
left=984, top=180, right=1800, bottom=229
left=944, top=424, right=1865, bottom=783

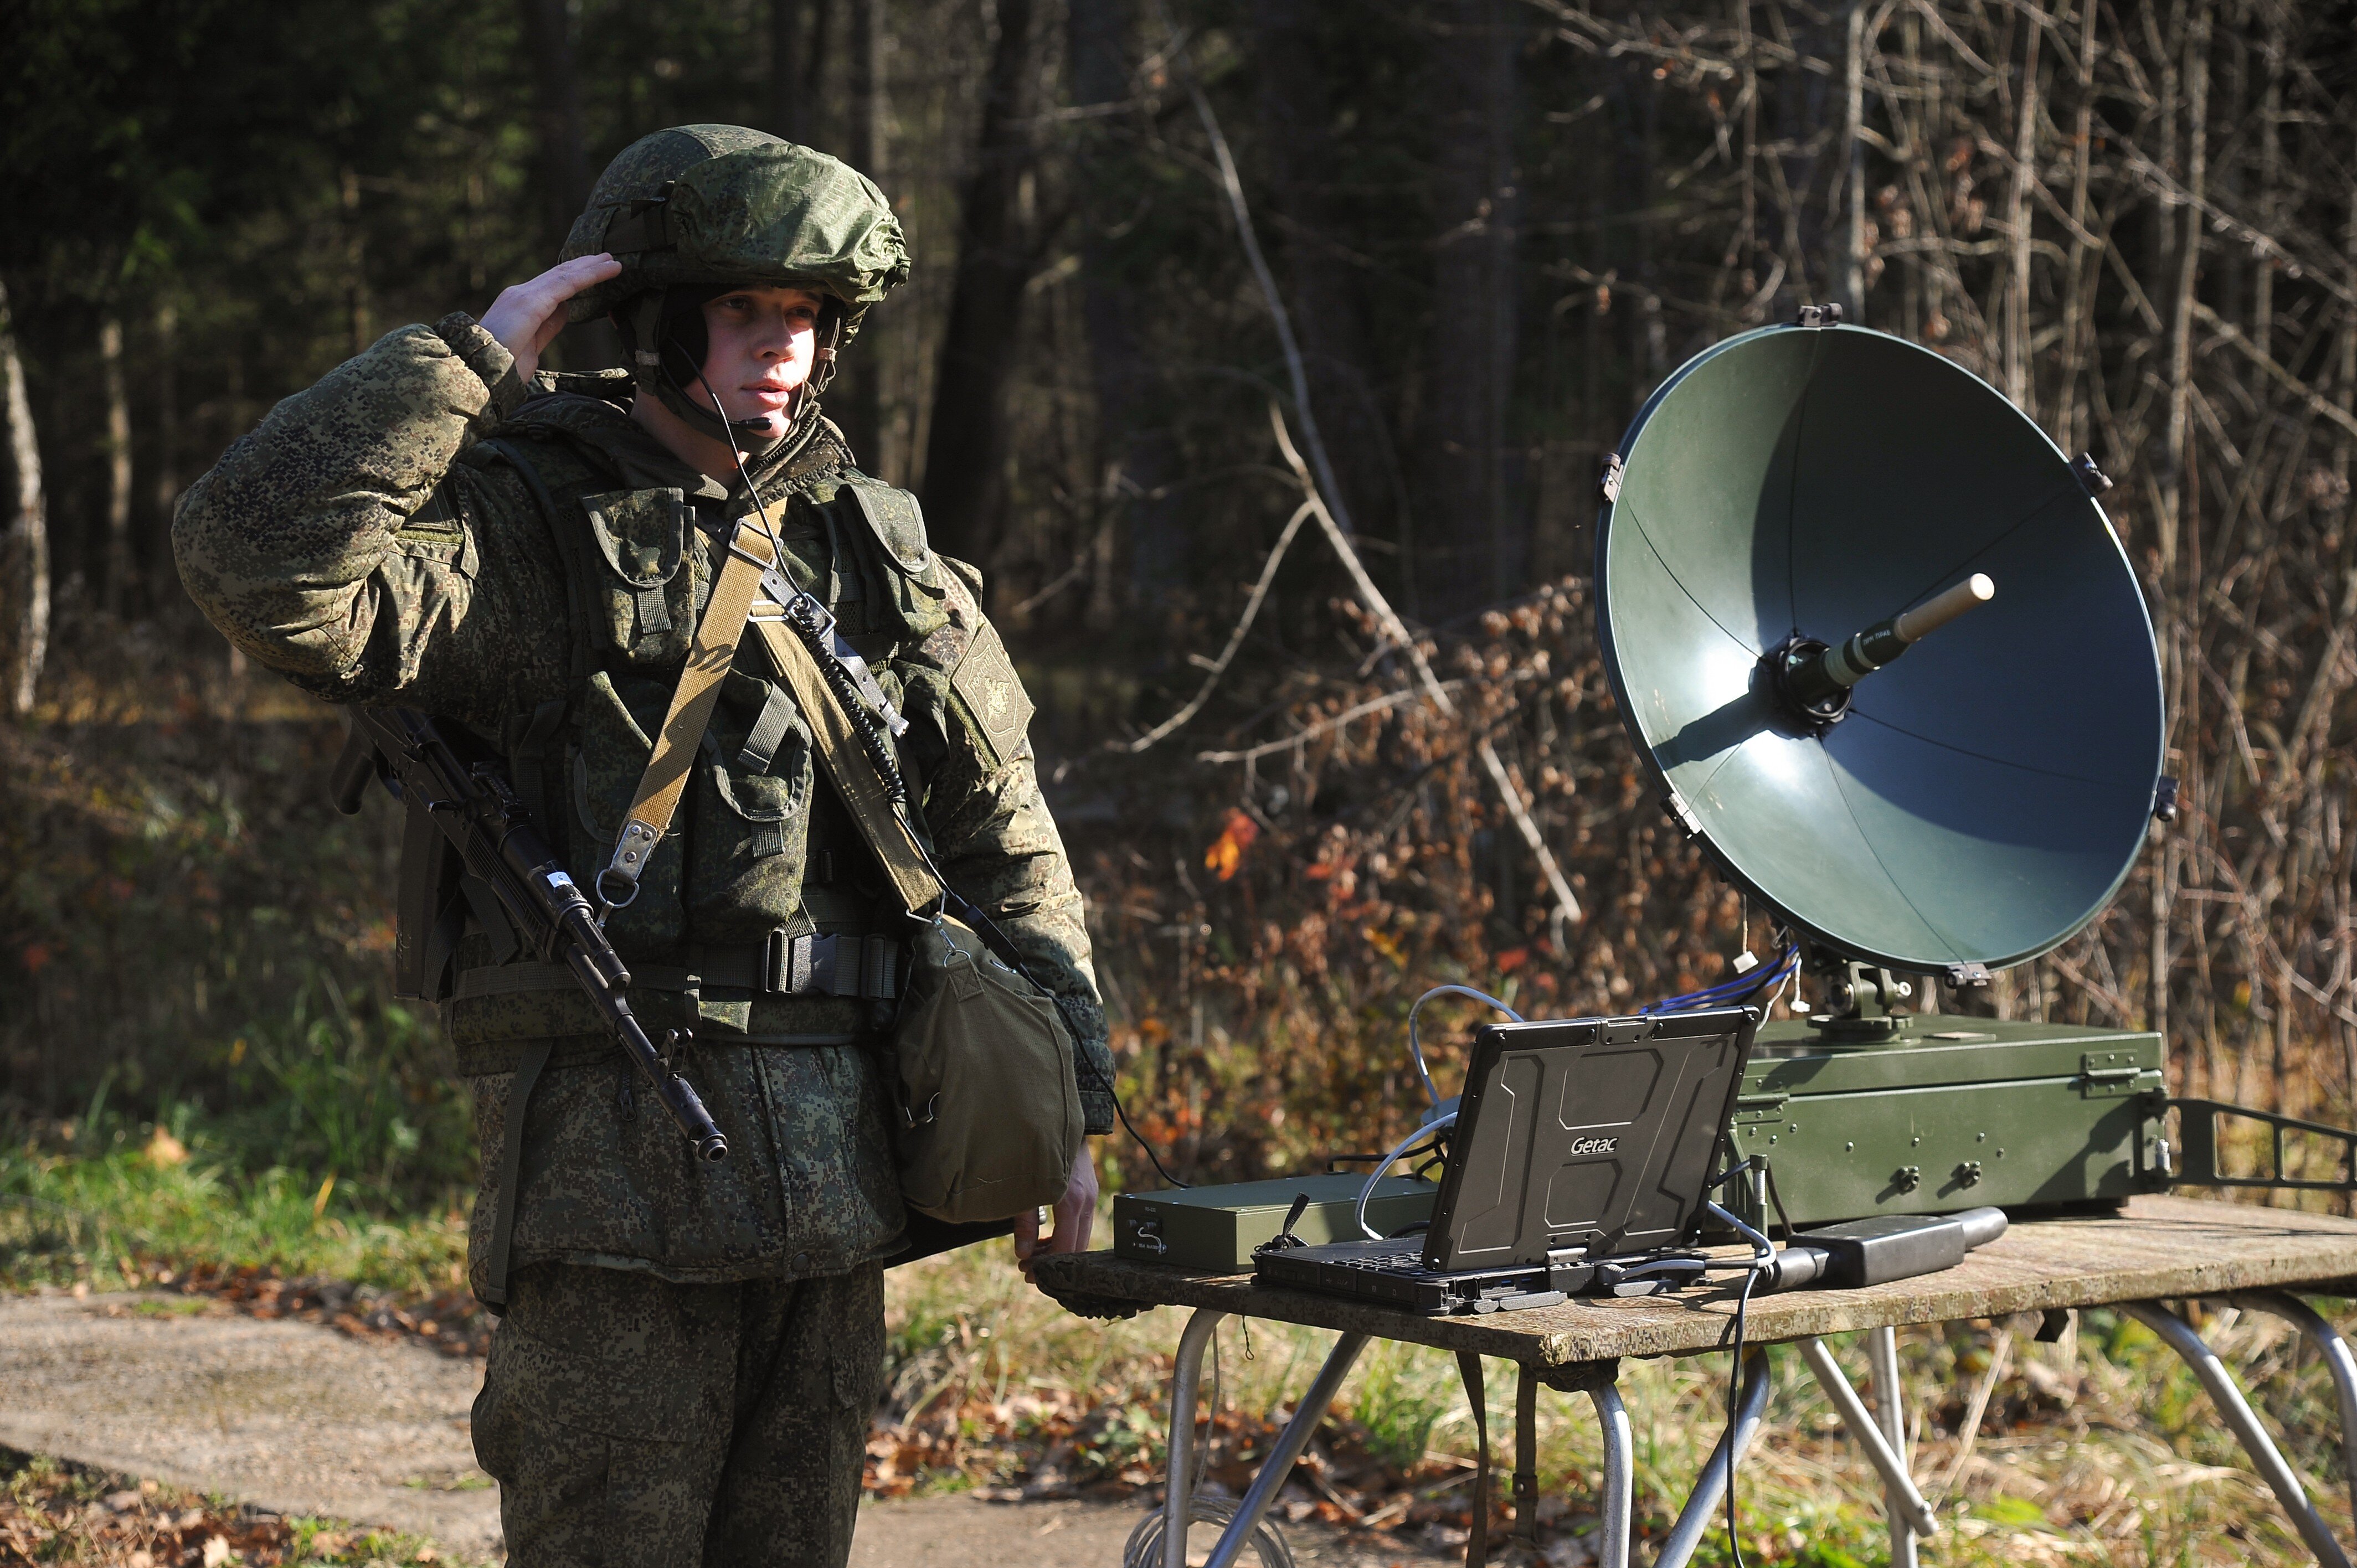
left=480, top=254, right=624, bottom=383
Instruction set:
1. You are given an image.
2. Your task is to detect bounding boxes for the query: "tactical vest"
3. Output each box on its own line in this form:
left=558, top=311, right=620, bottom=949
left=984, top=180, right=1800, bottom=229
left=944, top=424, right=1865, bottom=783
left=413, top=388, right=1015, bottom=1065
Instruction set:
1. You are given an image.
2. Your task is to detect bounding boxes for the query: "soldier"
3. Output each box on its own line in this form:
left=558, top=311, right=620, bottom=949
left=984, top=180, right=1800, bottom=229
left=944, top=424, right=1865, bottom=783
left=173, top=125, right=1114, bottom=1566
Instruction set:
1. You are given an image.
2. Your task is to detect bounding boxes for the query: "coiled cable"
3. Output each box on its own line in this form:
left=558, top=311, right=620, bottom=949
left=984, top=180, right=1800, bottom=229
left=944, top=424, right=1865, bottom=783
left=1121, top=1495, right=1295, bottom=1568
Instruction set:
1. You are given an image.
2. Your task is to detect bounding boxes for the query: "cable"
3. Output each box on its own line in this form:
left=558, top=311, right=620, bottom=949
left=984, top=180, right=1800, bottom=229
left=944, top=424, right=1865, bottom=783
left=1354, top=1113, right=1455, bottom=1240
left=1406, top=984, right=1523, bottom=1111
left=1643, top=947, right=1795, bottom=1013
left=1705, top=1167, right=1778, bottom=1568
left=1643, top=945, right=1797, bottom=1015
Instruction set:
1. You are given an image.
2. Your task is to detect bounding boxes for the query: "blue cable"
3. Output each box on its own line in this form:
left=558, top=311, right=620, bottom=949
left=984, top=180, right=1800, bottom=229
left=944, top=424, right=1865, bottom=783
left=1643, top=946, right=1797, bottom=1015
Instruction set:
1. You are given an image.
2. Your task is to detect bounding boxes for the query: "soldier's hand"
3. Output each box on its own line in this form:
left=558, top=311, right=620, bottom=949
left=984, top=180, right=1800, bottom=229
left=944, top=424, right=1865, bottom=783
left=1015, top=1143, right=1100, bottom=1280
left=480, top=254, right=624, bottom=383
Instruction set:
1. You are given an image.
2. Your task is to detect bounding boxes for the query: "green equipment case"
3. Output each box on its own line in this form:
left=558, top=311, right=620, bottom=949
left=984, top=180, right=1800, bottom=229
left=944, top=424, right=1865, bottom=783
left=1113, top=1174, right=1439, bottom=1272
left=1727, top=1015, right=2168, bottom=1226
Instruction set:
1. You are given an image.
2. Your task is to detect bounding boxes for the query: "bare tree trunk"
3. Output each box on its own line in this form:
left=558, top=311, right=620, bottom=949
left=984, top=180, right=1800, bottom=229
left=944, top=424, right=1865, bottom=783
left=1069, top=0, right=1185, bottom=606
left=1833, top=0, right=1867, bottom=318
left=2055, top=0, right=2098, bottom=455
left=518, top=0, right=590, bottom=252
left=2150, top=0, right=2211, bottom=1046
left=2251, top=3, right=2281, bottom=352
left=2337, top=99, right=2356, bottom=502
left=918, top=0, right=1041, bottom=564
left=340, top=166, right=372, bottom=359
left=0, top=280, right=49, bottom=717
left=152, top=300, right=178, bottom=604
left=770, top=0, right=809, bottom=144
left=2159, top=0, right=2211, bottom=578
left=1422, top=0, right=1525, bottom=618
left=833, top=0, right=888, bottom=472
left=100, top=314, right=132, bottom=617
left=2004, top=9, right=2041, bottom=409
left=1249, top=0, right=1401, bottom=582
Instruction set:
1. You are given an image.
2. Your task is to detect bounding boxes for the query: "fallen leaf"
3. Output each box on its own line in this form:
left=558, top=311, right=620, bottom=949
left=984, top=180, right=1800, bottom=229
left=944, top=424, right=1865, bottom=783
left=1203, top=808, right=1259, bottom=881
left=200, top=1534, right=231, bottom=1566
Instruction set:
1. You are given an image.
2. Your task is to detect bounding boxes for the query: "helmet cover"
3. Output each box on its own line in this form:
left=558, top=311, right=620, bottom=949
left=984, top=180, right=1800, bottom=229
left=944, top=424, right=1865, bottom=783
left=562, top=125, right=909, bottom=338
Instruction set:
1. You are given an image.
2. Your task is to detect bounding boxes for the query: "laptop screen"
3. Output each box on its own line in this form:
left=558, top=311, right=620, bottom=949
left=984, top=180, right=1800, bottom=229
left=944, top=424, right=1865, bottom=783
left=1419, top=1006, right=1759, bottom=1271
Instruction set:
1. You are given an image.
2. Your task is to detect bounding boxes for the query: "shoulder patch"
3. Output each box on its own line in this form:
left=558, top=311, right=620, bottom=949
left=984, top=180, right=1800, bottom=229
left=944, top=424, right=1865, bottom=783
left=949, top=620, right=1034, bottom=771
left=844, top=480, right=932, bottom=574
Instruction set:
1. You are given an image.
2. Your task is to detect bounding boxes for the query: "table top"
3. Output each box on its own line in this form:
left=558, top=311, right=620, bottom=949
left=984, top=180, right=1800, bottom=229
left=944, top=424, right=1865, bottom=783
left=1032, top=1195, right=2357, bottom=1371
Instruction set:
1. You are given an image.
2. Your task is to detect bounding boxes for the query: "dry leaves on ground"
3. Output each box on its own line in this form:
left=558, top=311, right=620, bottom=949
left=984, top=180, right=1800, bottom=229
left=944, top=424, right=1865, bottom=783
left=123, top=1263, right=491, bottom=1360
left=0, top=1448, right=447, bottom=1567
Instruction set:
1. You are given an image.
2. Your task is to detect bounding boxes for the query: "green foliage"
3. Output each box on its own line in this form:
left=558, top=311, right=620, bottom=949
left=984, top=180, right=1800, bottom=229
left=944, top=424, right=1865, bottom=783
left=1339, top=1340, right=1448, bottom=1471
left=0, top=631, right=476, bottom=1216
left=0, top=1120, right=467, bottom=1296
left=1970, top=1494, right=2049, bottom=1528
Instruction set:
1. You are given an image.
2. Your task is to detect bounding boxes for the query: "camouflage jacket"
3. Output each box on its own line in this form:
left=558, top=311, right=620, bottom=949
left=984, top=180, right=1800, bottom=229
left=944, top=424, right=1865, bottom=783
left=174, top=313, right=1114, bottom=1292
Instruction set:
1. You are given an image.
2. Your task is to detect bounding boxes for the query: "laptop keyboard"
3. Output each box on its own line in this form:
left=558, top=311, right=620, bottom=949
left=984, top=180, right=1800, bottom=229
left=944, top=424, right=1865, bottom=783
left=1322, top=1242, right=1428, bottom=1273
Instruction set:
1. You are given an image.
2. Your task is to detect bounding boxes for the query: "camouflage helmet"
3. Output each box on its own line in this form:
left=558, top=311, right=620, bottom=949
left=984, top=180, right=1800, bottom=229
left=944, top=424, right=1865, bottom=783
left=561, top=125, right=907, bottom=454
left=562, top=125, right=909, bottom=338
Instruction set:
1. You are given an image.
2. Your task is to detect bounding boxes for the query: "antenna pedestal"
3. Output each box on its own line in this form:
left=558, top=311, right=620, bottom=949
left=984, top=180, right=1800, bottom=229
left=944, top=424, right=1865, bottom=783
left=1805, top=952, right=1918, bottom=1042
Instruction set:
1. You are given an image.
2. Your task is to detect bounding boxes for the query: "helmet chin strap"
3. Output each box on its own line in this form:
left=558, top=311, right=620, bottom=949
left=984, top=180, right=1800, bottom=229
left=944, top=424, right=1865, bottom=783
left=621, top=291, right=810, bottom=460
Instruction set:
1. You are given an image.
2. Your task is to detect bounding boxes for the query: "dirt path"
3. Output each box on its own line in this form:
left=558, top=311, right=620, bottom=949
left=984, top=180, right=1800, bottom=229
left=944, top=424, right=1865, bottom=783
left=0, top=1289, right=1459, bottom=1567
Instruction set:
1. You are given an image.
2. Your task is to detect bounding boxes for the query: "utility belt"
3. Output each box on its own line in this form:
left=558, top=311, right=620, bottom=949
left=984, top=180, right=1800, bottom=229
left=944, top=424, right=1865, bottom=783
left=455, top=929, right=905, bottom=1006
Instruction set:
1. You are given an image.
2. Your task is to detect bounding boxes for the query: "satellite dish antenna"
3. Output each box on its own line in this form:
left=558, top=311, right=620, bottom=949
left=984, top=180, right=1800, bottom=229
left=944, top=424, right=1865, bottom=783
left=1595, top=319, right=2165, bottom=982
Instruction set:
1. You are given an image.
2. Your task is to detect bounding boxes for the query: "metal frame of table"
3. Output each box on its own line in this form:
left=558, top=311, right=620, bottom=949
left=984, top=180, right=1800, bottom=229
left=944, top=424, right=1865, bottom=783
left=1033, top=1195, right=2357, bottom=1568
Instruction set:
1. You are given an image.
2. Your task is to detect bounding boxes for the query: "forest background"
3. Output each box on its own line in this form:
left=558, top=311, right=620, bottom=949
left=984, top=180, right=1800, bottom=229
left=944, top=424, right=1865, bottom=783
left=1, top=0, right=2355, bottom=1223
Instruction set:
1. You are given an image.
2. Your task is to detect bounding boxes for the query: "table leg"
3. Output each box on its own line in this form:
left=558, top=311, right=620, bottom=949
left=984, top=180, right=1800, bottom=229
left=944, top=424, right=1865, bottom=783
left=1201, top=1331, right=1371, bottom=1568
left=1866, top=1325, right=1919, bottom=1568
left=2232, top=1291, right=2357, bottom=1532
left=1589, top=1376, right=1632, bottom=1568
left=1162, top=1308, right=1228, bottom=1568
left=2121, top=1300, right=2354, bottom=1568
left=1652, top=1345, right=1771, bottom=1568
left=1797, top=1337, right=1936, bottom=1538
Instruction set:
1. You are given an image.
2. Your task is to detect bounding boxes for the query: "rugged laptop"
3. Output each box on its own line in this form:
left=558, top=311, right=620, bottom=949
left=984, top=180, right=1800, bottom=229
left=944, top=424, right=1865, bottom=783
left=1255, top=1007, right=1761, bottom=1314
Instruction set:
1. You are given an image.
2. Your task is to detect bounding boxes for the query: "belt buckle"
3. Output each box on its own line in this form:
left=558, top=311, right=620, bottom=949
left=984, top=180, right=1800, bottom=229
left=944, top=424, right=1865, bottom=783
left=762, top=929, right=789, bottom=995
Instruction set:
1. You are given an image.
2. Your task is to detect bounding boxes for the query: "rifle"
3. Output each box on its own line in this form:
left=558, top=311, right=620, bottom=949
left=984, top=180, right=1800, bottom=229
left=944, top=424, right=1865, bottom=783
left=331, top=706, right=729, bottom=1162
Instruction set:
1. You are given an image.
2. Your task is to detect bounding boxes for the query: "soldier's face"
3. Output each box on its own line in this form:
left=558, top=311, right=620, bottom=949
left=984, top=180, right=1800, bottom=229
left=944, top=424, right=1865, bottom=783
left=696, top=285, right=824, bottom=440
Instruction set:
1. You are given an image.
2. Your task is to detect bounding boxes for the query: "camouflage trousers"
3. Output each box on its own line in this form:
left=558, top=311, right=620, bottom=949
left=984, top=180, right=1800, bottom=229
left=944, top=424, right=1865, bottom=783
left=472, top=1258, right=886, bottom=1567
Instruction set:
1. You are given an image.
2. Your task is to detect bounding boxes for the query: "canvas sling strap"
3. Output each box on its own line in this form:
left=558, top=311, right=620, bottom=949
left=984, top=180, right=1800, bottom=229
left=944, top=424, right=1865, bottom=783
left=1457, top=1352, right=1495, bottom=1568
left=1451, top=1356, right=1549, bottom=1568
left=747, top=600, right=943, bottom=914
left=597, top=501, right=941, bottom=920
left=594, top=515, right=779, bottom=914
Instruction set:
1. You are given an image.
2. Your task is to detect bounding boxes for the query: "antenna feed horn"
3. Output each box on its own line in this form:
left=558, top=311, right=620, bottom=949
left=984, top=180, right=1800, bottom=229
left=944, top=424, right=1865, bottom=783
left=1766, top=574, right=1995, bottom=731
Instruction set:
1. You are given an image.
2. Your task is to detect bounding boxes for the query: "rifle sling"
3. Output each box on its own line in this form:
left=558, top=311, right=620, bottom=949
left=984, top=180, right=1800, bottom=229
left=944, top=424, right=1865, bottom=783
left=598, top=519, right=779, bottom=909
left=749, top=613, right=943, bottom=914
left=479, top=1039, right=553, bottom=1315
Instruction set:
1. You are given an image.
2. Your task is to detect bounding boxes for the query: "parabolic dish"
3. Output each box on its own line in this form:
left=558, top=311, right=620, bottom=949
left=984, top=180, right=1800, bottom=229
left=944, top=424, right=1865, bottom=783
left=1595, top=323, right=2165, bottom=974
